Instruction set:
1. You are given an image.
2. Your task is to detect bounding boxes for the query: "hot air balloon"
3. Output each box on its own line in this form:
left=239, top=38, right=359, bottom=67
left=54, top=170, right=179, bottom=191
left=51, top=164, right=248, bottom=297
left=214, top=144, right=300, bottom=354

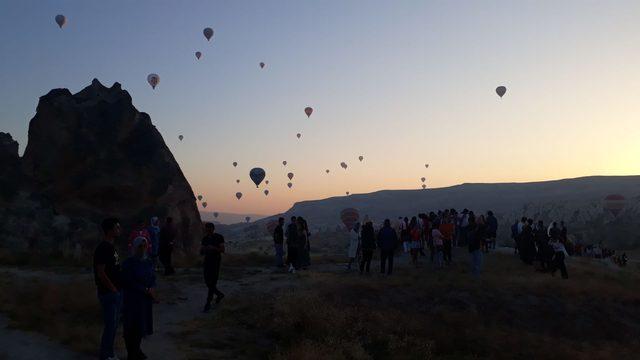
left=346, top=191, right=350, bottom=196
left=296, top=133, right=302, bottom=139
left=236, top=192, right=243, bottom=200
left=340, top=208, right=360, bottom=231
left=304, top=107, right=313, bottom=118
left=359, top=156, right=364, bottom=162
left=265, top=180, right=269, bottom=185
left=147, top=74, right=160, bottom=89
left=604, top=194, right=626, bottom=217
left=282, top=161, right=287, bottom=166
left=233, top=162, right=238, bottom=167
left=195, top=51, right=202, bottom=60
left=245, top=216, right=251, bottom=223
left=213, top=212, right=219, bottom=218
left=55, top=14, right=67, bottom=28
left=259, top=62, right=265, bottom=69
left=178, top=135, right=184, bottom=141
left=236, top=179, right=240, bottom=184
left=264, top=189, right=269, bottom=196
left=202, top=202, right=208, bottom=208
left=422, top=184, right=426, bottom=190
left=197, top=195, right=203, bottom=201
left=340, top=162, right=348, bottom=170
left=421, top=177, right=426, bottom=183
left=287, top=172, right=294, bottom=180
left=496, top=86, right=507, bottom=98
left=250, top=168, right=266, bottom=187
left=425, top=164, right=429, bottom=168
left=326, top=169, right=330, bottom=174
left=287, top=182, right=293, bottom=189
left=203, top=27, right=214, bottom=41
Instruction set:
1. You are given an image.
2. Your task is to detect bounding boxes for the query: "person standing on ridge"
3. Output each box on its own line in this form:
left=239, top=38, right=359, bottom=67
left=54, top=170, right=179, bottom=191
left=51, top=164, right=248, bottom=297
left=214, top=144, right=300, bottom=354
left=159, top=217, right=176, bottom=275
left=377, top=219, right=399, bottom=275
left=201, top=223, right=225, bottom=312
left=273, top=217, right=285, bottom=268
left=94, top=218, right=123, bottom=360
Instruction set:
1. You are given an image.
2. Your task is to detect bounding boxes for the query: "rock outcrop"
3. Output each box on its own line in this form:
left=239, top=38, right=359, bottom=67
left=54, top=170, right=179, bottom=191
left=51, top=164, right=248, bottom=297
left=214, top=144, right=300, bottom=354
left=0, top=79, right=202, bottom=257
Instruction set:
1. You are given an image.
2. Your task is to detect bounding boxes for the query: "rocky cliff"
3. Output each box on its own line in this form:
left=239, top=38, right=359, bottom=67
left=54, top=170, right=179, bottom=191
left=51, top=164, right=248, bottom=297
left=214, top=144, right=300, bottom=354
left=0, top=79, right=202, bottom=258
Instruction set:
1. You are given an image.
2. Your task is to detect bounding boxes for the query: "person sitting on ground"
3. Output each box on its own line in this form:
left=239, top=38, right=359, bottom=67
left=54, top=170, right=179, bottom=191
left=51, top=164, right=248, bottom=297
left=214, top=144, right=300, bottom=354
left=360, top=221, right=376, bottom=274
left=201, top=223, right=225, bottom=312
left=122, top=237, right=156, bottom=360
left=377, top=219, right=399, bottom=275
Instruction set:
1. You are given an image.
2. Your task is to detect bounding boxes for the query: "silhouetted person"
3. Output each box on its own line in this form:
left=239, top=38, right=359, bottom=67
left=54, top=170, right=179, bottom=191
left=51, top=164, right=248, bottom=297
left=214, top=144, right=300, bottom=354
left=440, top=214, right=455, bottom=265
left=550, top=237, right=569, bottom=279
left=359, top=222, right=376, bottom=274
left=159, top=217, right=176, bottom=275
left=377, top=219, right=398, bottom=275
left=201, top=223, right=225, bottom=312
left=273, top=217, right=285, bottom=267
left=299, top=217, right=311, bottom=268
left=467, top=218, right=482, bottom=276
left=519, top=220, right=536, bottom=265
left=486, top=211, right=498, bottom=250
left=122, top=237, right=156, bottom=360
left=94, top=218, right=123, bottom=360
left=286, top=216, right=298, bottom=273
left=347, top=222, right=360, bottom=270
left=148, top=216, right=160, bottom=270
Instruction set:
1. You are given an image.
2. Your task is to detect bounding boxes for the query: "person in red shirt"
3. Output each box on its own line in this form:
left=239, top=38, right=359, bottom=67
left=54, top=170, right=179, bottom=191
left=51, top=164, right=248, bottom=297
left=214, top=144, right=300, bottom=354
left=439, top=213, right=456, bottom=265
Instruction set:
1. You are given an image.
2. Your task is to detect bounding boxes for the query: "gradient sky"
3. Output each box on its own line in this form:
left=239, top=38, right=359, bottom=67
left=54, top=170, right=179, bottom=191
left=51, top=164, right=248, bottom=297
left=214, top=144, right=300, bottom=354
left=1, top=0, right=639, bottom=215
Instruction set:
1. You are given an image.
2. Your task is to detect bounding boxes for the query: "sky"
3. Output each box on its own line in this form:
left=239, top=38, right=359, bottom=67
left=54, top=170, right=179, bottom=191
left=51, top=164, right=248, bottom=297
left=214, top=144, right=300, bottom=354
left=1, top=0, right=639, bottom=216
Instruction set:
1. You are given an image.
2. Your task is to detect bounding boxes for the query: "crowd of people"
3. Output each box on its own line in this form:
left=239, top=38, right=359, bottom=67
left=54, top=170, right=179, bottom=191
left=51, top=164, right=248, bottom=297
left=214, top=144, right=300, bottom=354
left=272, top=216, right=311, bottom=273
left=510, top=218, right=570, bottom=278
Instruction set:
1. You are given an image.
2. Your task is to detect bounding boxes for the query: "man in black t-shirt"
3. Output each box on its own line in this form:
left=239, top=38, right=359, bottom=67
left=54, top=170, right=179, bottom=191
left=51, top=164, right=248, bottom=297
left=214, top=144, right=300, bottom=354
left=201, top=222, right=225, bottom=312
left=93, top=218, right=123, bottom=360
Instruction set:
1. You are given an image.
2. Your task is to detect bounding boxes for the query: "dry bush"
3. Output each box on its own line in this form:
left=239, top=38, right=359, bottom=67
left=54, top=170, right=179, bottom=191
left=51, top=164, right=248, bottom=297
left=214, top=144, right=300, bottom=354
left=0, top=273, right=106, bottom=355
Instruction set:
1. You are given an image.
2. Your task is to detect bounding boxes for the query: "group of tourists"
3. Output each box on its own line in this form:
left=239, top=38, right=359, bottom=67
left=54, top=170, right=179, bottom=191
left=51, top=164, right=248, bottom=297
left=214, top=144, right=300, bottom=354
left=93, top=217, right=226, bottom=360
left=272, top=216, right=311, bottom=273
left=273, top=208, right=500, bottom=277
left=510, top=218, right=570, bottom=278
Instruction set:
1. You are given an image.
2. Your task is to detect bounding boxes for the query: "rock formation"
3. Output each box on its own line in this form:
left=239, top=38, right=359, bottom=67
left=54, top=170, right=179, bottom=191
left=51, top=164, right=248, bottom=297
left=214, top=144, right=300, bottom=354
left=0, top=79, right=202, bottom=257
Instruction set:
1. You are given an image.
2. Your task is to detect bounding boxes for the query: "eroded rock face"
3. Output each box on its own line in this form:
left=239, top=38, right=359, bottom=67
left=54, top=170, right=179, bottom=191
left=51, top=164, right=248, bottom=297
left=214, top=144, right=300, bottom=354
left=1, top=79, right=202, bottom=256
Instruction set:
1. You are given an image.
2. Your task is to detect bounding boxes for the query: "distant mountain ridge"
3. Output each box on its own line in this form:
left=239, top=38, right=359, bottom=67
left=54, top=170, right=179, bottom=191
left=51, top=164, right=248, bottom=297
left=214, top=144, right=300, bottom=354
left=252, top=175, right=640, bottom=249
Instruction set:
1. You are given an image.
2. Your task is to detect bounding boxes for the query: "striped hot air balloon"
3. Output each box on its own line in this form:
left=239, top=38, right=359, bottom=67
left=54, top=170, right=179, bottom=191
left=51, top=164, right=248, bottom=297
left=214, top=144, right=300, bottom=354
left=604, top=194, right=626, bottom=217
left=340, top=208, right=360, bottom=231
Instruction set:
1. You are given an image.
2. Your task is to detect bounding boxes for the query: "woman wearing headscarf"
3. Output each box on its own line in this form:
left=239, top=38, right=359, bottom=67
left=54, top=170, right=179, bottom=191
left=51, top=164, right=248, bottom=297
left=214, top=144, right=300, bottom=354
left=121, top=237, right=156, bottom=360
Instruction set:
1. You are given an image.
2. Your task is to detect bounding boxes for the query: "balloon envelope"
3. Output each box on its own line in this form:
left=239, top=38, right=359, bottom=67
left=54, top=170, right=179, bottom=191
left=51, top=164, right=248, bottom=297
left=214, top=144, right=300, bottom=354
left=422, top=184, right=426, bottom=189
left=259, top=62, right=265, bottom=69
left=265, top=180, right=269, bottom=185
left=147, top=74, right=160, bottom=89
left=236, top=192, right=243, bottom=200
left=197, top=195, right=203, bottom=201
left=287, top=172, right=294, bottom=180
left=236, top=179, right=240, bottom=184
left=203, top=27, right=214, bottom=41
left=245, top=216, right=251, bottom=223
left=359, top=156, right=364, bottom=162
left=178, top=135, right=183, bottom=141
left=496, top=86, right=507, bottom=98
left=55, top=14, right=66, bottom=28
left=249, top=168, right=266, bottom=187
left=340, top=162, right=348, bottom=169
left=264, top=189, right=269, bottom=196
left=425, top=164, right=429, bottom=168
left=282, top=161, right=287, bottom=166
left=604, top=194, right=626, bottom=217
left=421, top=177, right=426, bottom=182
left=326, top=169, right=330, bottom=173
left=202, top=202, right=208, bottom=208
left=195, top=51, right=202, bottom=60
left=233, top=162, right=238, bottom=167
left=213, top=212, right=219, bottom=218
left=340, top=208, right=359, bottom=231
left=287, top=182, right=293, bottom=188
left=296, top=133, right=301, bottom=139
left=304, top=107, right=313, bottom=117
